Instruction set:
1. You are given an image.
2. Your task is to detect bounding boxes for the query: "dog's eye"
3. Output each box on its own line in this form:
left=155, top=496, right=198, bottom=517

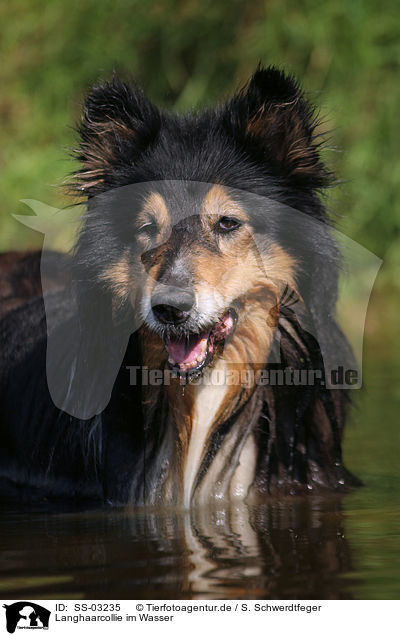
left=217, top=217, right=241, bottom=233
left=137, top=221, right=158, bottom=238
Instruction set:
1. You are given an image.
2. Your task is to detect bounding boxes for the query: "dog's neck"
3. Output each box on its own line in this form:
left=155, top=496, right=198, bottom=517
left=180, top=359, right=262, bottom=507
left=140, top=329, right=263, bottom=506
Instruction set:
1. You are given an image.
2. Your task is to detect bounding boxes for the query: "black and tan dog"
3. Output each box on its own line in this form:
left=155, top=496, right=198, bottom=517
left=0, top=67, right=361, bottom=505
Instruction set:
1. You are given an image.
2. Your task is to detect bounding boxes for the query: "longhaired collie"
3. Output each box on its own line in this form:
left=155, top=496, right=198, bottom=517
left=0, top=67, right=361, bottom=505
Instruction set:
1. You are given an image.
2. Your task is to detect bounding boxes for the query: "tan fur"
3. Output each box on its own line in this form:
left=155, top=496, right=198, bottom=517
left=134, top=192, right=172, bottom=311
left=136, top=192, right=171, bottom=249
left=103, top=185, right=300, bottom=505
left=100, top=192, right=171, bottom=306
left=184, top=189, right=298, bottom=502
left=201, top=184, right=249, bottom=228
left=140, top=326, right=197, bottom=502
left=100, top=251, right=131, bottom=302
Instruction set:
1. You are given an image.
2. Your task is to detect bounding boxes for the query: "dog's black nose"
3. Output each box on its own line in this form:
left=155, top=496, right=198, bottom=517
left=151, top=289, right=195, bottom=325
left=152, top=304, right=189, bottom=324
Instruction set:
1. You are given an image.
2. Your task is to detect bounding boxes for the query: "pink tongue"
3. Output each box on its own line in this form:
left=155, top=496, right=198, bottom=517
left=167, top=332, right=208, bottom=365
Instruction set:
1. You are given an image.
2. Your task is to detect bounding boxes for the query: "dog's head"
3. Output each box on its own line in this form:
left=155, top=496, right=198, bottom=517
left=128, top=181, right=299, bottom=378
left=72, top=67, right=333, bottom=379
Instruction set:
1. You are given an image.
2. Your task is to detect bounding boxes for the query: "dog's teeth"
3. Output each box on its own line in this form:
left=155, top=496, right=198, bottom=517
left=196, top=354, right=204, bottom=363
left=200, top=339, right=207, bottom=353
left=168, top=357, right=175, bottom=365
left=184, top=359, right=199, bottom=370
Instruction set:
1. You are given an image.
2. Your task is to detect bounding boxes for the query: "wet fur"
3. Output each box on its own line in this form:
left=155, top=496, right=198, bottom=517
left=0, top=67, right=361, bottom=505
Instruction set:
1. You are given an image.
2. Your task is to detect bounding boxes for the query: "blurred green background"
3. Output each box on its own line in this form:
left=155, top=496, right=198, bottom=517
left=0, top=0, right=399, bottom=283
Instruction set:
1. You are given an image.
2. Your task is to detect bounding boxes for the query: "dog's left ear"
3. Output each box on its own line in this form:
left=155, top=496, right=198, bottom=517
left=226, top=66, right=332, bottom=189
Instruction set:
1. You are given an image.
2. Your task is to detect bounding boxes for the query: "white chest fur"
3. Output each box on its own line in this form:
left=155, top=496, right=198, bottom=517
left=182, top=361, right=257, bottom=507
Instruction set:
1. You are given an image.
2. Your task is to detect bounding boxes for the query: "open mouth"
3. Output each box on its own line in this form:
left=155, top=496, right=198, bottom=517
left=165, top=309, right=238, bottom=378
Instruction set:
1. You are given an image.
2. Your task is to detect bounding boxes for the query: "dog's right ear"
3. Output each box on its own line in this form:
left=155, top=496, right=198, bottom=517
left=225, top=66, right=332, bottom=189
left=72, top=78, right=161, bottom=196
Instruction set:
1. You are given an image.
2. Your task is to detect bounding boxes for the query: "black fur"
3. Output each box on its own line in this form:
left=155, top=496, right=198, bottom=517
left=0, top=67, right=361, bottom=504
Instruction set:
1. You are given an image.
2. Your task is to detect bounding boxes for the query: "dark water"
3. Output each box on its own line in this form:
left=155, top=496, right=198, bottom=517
left=1, top=332, right=399, bottom=600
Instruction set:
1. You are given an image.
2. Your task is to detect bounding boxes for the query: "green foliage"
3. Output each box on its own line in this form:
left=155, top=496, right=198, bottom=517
left=0, top=0, right=399, bottom=277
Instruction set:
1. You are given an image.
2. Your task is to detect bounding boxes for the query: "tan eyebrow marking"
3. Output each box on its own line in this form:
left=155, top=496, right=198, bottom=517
left=201, top=184, right=249, bottom=229
left=136, top=192, right=171, bottom=237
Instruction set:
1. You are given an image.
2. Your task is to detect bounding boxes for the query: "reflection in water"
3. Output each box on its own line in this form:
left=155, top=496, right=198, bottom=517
left=0, top=497, right=355, bottom=599
left=188, top=500, right=353, bottom=599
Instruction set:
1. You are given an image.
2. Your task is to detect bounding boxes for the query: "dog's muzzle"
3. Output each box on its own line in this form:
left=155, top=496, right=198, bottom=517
left=149, top=283, right=238, bottom=378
